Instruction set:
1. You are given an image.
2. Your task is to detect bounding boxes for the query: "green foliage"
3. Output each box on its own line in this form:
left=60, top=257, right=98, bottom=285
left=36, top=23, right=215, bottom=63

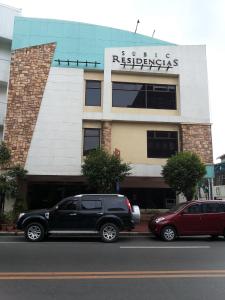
left=162, top=152, right=206, bottom=201
left=0, top=165, right=27, bottom=198
left=82, top=148, right=131, bottom=193
left=0, top=198, right=27, bottom=225
left=0, top=142, right=11, bottom=167
left=0, top=211, right=14, bottom=225
left=13, top=198, right=27, bottom=221
left=0, top=142, right=28, bottom=214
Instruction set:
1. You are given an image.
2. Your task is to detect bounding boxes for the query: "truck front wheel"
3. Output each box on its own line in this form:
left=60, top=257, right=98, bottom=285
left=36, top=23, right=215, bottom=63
left=25, top=223, right=45, bottom=242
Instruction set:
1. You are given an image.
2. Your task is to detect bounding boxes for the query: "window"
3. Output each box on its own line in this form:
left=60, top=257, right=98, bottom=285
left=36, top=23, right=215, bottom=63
left=186, top=204, right=201, bottom=214
left=81, top=200, right=102, bottom=210
left=147, top=131, right=178, bottom=158
left=112, top=82, right=176, bottom=110
left=59, top=200, right=78, bottom=210
left=85, top=80, right=101, bottom=106
left=83, top=128, right=100, bottom=156
left=201, top=203, right=224, bottom=213
left=104, top=198, right=126, bottom=212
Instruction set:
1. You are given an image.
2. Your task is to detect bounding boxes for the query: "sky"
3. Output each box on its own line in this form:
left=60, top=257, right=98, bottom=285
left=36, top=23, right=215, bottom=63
left=1, top=0, right=225, bottom=162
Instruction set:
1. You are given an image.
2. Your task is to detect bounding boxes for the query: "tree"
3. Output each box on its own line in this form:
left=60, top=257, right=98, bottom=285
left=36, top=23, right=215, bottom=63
left=0, top=142, right=27, bottom=214
left=82, top=148, right=131, bottom=193
left=162, top=151, right=206, bottom=201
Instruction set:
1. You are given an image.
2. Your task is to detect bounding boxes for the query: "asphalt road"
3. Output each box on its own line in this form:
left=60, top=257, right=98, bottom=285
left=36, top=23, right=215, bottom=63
left=1, top=235, right=225, bottom=300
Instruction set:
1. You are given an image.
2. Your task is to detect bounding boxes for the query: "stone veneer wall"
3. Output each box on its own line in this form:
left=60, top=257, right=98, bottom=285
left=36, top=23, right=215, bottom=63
left=180, top=124, right=213, bottom=164
left=4, top=43, right=56, bottom=167
left=101, top=121, right=112, bottom=152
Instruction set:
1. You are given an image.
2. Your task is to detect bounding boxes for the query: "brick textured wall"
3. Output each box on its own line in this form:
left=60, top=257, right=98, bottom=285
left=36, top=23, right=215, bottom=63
left=101, top=121, right=112, bottom=152
left=180, top=124, right=213, bottom=164
left=4, top=43, right=56, bottom=167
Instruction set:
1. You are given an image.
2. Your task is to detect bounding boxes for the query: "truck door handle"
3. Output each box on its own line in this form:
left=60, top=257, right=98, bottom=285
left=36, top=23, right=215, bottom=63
left=97, top=212, right=103, bottom=215
left=69, top=213, right=77, bottom=216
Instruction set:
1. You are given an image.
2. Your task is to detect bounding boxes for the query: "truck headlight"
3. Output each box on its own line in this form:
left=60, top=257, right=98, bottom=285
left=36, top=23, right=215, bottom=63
left=18, top=213, right=25, bottom=220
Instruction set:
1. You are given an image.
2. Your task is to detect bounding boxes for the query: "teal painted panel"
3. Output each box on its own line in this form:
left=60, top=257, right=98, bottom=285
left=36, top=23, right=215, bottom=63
left=12, top=17, right=175, bottom=69
left=204, top=164, right=215, bottom=179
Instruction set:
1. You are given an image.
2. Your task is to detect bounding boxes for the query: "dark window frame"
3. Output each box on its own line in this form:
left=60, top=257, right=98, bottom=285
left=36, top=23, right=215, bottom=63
left=85, top=80, right=101, bottom=106
left=112, top=82, right=176, bottom=110
left=147, top=130, right=178, bottom=158
left=83, top=128, right=101, bottom=156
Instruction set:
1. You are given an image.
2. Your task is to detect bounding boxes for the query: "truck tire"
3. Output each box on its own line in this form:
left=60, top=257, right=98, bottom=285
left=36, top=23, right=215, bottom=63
left=25, top=222, right=45, bottom=242
left=100, top=223, right=119, bottom=243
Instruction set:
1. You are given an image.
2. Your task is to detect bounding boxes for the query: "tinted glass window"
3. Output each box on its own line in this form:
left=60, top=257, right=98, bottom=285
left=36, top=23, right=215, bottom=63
left=104, top=198, right=126, bottom=212
left=147, top=131, right=178, bottom=158
left=83, top=128, right=100, bottom=156
left=112, top=83, right=146, bottom=108
left=218, top=204, right=225, bottom=212
left=112, top=82, right=176, bottom=110
left=85, top=80, right=101, bottom=106
left=59, top=200, right=78, bottom=210
left=81, top=200, right=102, bottom=210
left=201, top=203, right=224, bottom=213
left=186, top=204, right=201, bottom=214
left=147, top=84, right=176, bottom=109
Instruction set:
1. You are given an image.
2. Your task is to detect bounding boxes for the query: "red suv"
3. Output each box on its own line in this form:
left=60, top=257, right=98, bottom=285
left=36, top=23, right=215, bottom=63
left=149, top=200, right=225, bottom=241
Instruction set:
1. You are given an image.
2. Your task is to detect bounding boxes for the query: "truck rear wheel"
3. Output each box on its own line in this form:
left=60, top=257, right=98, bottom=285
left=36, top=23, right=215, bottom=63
left=100, top=223, right=119, bottom=243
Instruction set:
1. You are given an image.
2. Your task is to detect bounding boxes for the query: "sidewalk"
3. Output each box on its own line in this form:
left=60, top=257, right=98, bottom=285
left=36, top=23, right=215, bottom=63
left=132, top=221, right=149, bottom=233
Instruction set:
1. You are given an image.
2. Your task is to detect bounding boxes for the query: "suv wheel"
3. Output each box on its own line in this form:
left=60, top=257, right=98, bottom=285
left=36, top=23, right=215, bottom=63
left=100, top=223, right=119, bottom=243
left=161, top=226, right=176, bottom=241
left=25, top=223, right=45, bottom=242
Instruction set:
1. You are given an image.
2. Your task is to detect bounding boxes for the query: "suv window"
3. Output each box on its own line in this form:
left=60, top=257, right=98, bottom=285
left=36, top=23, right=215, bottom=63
left=59, top=200, right=78, bottom=210
left=104, top=198, right=126, bottom=212
left=81, top=200, right=102, bottom=210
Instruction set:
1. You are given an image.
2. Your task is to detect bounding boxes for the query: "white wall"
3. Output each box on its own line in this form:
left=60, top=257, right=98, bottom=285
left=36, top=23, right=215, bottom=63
left=103, top=45, right=210, bottom=124
left=25, top=67, right=84, bottom=175
left=0, top=4, right=21, bottom=127
left=0, top=84, right=7, bottom=124
left=131, top=164, right=162, bottom=177
left=0, top=4, right=21, bottom=40
left=0, top=39, right=11, bottom=83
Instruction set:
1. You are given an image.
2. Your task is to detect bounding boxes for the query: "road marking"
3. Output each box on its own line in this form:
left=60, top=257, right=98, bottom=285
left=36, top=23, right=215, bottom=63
left=0, top=242, right=26, bottom=244
left=120, top=246, right=211, bottom=249
left=0, top=270, right=225, bottom=280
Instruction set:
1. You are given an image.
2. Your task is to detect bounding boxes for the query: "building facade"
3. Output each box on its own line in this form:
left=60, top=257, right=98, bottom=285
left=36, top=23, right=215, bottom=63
left=3, top=17, right=213, bottom=209
left=0, top=4, right=21, bottom=139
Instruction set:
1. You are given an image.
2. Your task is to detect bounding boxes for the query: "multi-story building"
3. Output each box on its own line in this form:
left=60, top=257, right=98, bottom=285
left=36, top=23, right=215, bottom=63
left=0, top=3, right=21, bottom=139
left=3, top=17, right=213, bottom=209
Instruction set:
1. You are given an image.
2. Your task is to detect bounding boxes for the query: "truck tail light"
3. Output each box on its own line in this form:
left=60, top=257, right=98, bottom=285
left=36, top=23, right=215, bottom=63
left=125, top=198, right=132, bottom=212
